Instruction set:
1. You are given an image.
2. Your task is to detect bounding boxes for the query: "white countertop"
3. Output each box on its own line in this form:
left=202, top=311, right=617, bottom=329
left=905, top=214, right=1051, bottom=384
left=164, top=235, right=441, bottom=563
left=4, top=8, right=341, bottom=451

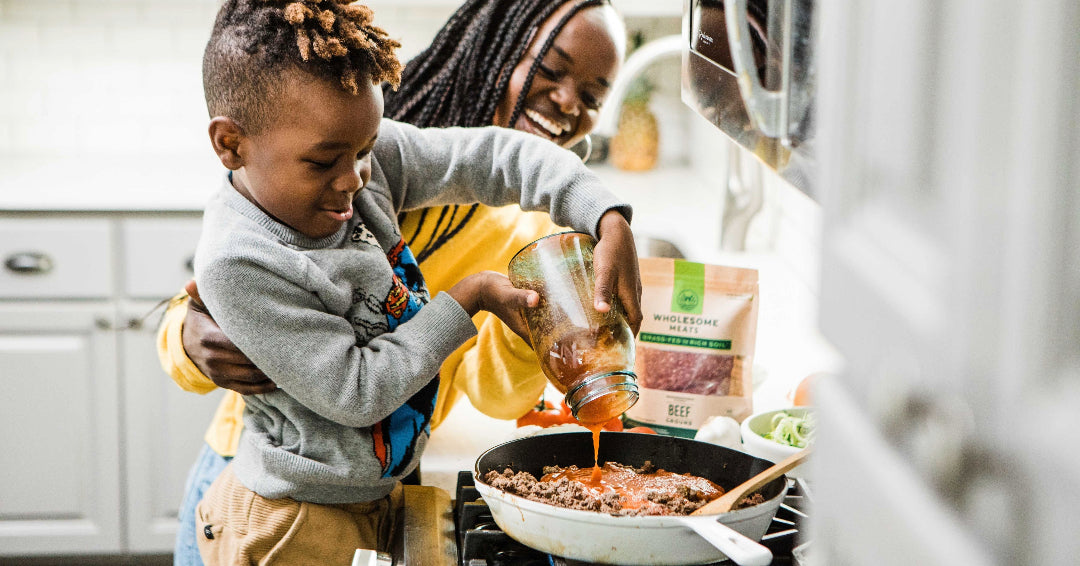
left=0, top=155, right=714, bottom=215
left=0, top=153, right=223, bottom=212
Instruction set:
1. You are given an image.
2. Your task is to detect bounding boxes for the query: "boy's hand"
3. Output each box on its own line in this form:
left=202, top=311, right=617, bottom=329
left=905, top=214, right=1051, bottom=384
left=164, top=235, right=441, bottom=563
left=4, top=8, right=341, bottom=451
left=447, top=271, right=539, bottom=345
left=182, top=279, right=277, bottom=395
left=593, top=210, right=643, bottom=333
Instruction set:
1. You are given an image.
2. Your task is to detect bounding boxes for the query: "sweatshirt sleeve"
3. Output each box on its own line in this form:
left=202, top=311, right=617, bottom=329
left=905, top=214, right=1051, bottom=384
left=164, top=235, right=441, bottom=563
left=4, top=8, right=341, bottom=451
left=197, top=242, right=478, bottom=429
left=372, top=120, right=632, bottom=238
left=156, top=292, right=218, bottom=395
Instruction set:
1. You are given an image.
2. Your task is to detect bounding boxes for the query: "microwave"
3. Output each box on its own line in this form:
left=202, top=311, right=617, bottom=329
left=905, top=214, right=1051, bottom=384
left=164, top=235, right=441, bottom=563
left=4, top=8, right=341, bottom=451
left=682, top=0, right=817, bottom=196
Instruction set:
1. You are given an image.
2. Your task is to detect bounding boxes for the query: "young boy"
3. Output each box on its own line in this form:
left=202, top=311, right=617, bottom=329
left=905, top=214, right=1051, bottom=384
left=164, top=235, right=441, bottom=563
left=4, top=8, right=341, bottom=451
left=191, top=0, right=640, bottom=563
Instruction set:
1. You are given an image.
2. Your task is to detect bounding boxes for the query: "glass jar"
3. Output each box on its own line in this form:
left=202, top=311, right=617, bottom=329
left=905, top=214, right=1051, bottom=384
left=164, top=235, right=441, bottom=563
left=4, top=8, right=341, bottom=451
left=508, top=232, right=638, bottom=425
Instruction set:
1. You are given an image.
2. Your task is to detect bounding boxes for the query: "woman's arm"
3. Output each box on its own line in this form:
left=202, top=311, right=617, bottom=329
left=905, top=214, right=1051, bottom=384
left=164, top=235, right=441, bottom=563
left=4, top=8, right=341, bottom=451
left=444, top=312, right=548, bottom=421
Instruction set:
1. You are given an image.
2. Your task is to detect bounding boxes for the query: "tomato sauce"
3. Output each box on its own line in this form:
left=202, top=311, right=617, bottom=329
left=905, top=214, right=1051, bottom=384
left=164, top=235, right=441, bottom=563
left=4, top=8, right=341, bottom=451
left=540, top=462, right=724, bottom=511
left=540, top=324, right=633, bottom=393
left=587, top=424, right=603, bottom=485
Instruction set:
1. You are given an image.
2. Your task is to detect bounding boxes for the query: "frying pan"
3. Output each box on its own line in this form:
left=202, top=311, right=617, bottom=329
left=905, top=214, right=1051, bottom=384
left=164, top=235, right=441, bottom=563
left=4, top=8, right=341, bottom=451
left=473, top=431, right=787, bottom=566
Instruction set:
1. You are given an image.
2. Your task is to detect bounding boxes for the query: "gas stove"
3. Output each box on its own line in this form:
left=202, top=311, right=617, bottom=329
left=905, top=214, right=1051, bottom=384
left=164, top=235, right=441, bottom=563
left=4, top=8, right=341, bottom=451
left=451, top=470, right=812, bottom=566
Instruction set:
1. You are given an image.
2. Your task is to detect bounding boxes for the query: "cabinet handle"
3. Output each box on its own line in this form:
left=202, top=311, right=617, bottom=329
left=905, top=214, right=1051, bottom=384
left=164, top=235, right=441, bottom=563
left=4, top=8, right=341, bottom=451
left=95, top=317, right=113, bottom=330
left=5, top=252, right=54, bottom=274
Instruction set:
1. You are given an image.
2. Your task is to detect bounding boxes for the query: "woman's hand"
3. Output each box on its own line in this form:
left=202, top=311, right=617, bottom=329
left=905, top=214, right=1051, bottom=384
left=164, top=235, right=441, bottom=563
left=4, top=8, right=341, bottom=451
left=592, top=210, right=642, bottom=333
left=182, top=280, right=277, bottom=395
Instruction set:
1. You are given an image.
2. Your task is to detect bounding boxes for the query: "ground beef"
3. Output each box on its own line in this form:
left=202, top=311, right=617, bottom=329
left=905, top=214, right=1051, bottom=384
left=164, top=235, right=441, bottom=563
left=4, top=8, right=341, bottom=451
left=483, top=463, right=759, bottom=517
left=484, top=468, right=624, bottom=514
left=636, top=346, right=735, bottom=395
left=737, top=492, right=765, bottom=509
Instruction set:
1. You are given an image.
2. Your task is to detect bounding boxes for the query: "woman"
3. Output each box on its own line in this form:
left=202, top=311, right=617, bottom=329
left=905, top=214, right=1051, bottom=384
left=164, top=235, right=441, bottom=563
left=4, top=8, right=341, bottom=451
left=162, top=1, right=625, bottom=563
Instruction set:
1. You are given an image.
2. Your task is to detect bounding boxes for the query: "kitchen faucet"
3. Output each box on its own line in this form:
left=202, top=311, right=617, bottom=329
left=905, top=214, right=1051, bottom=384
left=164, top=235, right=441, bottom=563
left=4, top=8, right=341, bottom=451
left=593, top=35, right=683, bottom=138
left=596, top=33, right=764, bottom=252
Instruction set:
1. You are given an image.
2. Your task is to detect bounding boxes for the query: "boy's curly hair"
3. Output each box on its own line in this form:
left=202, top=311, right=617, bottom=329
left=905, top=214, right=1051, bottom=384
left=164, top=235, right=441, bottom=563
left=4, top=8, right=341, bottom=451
left=203, top=0, right=402, bottom=133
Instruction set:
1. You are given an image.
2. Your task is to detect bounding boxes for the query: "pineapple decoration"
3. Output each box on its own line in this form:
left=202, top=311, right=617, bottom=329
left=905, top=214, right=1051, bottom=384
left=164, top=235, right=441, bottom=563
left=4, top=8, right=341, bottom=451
left=610, top=31, right=660, bottom=172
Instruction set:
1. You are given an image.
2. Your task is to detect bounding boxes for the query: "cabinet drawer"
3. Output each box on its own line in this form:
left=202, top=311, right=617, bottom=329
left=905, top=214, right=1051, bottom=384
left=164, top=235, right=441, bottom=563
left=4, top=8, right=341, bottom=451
left=0, top=218, right=113, bottom=298
left=121, top=217, right=202, bottom=298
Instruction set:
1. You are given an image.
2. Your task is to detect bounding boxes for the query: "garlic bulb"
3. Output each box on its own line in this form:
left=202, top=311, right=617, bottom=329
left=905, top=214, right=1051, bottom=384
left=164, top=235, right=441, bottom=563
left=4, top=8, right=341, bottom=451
left=693, top=416, right=743, bottom=450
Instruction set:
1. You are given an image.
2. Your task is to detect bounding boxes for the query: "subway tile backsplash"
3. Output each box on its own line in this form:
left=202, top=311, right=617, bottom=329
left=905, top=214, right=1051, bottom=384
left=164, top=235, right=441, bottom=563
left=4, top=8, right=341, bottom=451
left=0, top=0, right=455, bottom=156
left=0, top=0, right=678, bottom=157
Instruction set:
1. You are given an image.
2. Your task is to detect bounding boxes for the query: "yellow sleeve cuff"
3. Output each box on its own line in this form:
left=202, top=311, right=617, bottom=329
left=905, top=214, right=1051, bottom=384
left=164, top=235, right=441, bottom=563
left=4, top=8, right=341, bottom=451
left=204, top=391, right=245, bottom=457
left=156, top=293, right=218, bottom=395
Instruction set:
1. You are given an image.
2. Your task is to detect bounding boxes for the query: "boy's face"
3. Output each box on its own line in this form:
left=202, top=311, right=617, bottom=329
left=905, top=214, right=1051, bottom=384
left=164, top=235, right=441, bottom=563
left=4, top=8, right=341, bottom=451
left=231, top=71, right=383, bottom=239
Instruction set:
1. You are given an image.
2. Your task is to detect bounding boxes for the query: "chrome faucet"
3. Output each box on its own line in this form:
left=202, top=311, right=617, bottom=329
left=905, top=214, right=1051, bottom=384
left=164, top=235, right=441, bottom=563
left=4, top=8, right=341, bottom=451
left=596, top=33, right=764, bottom=252
left=593, top=34, right=684, bottom=138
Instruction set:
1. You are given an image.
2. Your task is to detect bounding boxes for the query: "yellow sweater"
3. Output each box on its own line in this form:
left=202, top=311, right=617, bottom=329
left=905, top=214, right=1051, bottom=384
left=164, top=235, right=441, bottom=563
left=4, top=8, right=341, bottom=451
left=158, top=204, right=559, bottom=457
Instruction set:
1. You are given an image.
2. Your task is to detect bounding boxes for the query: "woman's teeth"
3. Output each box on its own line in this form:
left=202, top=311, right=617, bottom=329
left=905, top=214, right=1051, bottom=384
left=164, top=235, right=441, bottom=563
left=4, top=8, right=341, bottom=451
left=525, top=109, right=566, bottom=137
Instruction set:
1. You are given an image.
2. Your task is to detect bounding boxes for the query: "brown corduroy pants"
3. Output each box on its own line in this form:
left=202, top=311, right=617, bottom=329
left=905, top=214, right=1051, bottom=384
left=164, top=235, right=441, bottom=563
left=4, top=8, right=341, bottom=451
left=195, top=464, right=402, bottom=565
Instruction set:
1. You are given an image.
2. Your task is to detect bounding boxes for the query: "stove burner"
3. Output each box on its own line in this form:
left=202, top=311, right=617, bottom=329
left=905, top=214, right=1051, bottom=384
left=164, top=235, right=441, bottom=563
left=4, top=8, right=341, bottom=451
left=453, top=471, right=812, bottom=566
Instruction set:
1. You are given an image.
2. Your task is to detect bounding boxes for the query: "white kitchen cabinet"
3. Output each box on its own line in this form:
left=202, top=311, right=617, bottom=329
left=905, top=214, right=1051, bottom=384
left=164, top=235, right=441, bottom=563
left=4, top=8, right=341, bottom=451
left=0, top=218, right=114, bottom=298
left=0, top=212, right=220, bottom=557
left=121, top=300, right=224, bottom=553
left=0, top=303, right=122, bottom=555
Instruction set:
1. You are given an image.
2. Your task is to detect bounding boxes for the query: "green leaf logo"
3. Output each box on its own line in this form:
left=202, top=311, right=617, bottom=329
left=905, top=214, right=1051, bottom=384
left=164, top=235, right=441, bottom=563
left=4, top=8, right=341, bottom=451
left=676, top=288, right=700, bottom=310
left=671, top=260, right=705, bottom=315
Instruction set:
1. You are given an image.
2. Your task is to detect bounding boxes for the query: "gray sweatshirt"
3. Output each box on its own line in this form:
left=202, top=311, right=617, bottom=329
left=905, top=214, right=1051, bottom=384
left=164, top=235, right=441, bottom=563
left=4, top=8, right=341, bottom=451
left=194, top=119, right=631, bottom=504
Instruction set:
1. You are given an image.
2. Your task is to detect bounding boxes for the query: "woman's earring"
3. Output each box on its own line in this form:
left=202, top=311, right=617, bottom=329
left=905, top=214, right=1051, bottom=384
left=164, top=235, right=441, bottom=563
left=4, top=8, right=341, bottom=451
left=571, top=134, right=593, bottom=163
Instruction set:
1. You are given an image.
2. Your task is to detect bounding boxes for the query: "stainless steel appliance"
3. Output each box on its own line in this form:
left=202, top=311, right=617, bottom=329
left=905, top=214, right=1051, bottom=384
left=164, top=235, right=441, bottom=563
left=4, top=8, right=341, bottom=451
left=681, top=0, right=816, bottom=196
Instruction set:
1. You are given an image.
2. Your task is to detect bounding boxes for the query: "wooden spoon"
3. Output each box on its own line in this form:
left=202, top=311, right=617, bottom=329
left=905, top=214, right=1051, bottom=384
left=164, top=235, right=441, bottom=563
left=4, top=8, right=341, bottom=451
left=691, top=448, right=811, bottom=515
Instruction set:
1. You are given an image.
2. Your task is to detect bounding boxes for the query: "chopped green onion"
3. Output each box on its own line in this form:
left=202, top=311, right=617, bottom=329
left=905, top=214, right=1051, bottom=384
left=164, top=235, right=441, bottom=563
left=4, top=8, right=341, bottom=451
left=763, top=411, right=815, bottom=448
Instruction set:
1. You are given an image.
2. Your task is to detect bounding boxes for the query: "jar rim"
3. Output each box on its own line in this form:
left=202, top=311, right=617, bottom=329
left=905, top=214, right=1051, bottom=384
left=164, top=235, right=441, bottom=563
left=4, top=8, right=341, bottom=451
left=565, top=370, right=639, bottom=421
left=507, top=230, right=594, bottom=271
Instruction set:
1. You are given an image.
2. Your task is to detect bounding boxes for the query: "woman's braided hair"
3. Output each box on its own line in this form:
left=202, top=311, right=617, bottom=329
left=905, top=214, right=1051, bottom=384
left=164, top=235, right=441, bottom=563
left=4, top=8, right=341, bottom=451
left=384, top=0, right=607, bottom=130
left=203, top=0, right=402, bottom=133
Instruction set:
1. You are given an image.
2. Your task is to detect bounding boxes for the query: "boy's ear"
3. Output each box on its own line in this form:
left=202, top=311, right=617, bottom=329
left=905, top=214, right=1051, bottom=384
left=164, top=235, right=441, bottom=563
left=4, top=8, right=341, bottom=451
left=208, top=117, right=245, bottom=170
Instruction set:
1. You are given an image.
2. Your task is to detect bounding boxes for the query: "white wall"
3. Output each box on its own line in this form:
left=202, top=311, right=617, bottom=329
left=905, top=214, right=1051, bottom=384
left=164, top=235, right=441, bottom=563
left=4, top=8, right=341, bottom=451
left=0, top=1, right=685, bottom=160
left=0, top=0, right=456, bottom=157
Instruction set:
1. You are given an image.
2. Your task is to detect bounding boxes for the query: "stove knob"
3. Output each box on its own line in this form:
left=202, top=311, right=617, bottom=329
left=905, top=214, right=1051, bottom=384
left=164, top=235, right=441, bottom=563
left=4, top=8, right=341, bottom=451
left=351, top=549, right=393, bottom=566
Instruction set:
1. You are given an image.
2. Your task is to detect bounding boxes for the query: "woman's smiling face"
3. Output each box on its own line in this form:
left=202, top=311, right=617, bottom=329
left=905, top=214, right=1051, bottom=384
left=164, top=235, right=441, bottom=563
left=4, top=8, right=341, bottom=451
left=493, top=3, right=625, bottom=149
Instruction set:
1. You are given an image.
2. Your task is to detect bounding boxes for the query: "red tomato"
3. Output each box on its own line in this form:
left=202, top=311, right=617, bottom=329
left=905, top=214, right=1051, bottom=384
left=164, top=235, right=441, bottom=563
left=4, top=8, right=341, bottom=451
left=521, top=398, right=628, bottom=430
left=626, top=426, right=657, bottom=434
left=602, top=416, right=625, bottom=431
left=516, top=400, right=578, bottom=428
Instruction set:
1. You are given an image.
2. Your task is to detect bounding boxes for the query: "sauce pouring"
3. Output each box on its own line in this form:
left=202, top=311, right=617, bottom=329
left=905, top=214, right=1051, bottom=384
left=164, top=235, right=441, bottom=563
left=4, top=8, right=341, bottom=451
left=508, top=231, right=640, bottom=482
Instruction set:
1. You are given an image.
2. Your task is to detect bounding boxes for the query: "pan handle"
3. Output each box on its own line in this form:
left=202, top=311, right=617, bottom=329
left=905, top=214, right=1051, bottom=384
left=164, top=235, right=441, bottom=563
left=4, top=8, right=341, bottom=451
left=677, top=517, right=773, bottom=566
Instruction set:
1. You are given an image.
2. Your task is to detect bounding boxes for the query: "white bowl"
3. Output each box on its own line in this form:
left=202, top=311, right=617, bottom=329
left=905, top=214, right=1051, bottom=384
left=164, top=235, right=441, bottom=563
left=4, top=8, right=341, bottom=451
left=740, top=407, right=814, bottom=477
